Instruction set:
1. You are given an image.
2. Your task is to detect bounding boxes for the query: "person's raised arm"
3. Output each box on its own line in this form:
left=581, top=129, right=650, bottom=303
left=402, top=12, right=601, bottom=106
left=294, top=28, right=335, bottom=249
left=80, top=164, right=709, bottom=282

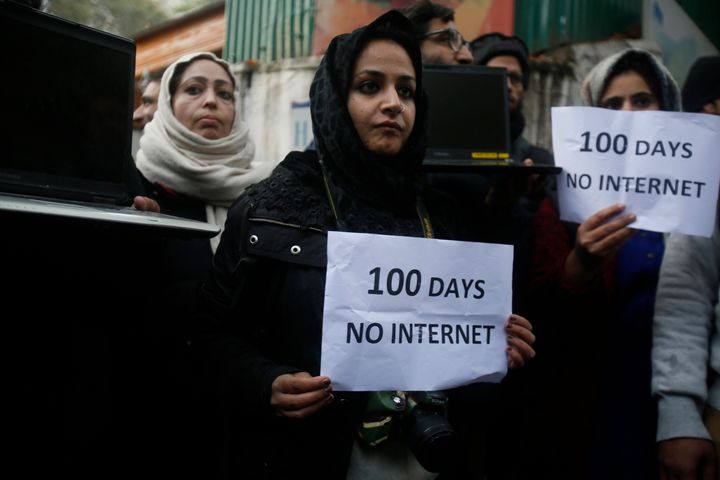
left=653, top=231, right=719, bottom=480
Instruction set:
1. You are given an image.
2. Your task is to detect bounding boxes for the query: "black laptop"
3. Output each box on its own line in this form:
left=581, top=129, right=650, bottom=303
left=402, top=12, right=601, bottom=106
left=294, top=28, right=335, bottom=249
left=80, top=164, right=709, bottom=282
left=0, top=0, right=220, bottom=237
left=422, top=64, right=560, bottom=174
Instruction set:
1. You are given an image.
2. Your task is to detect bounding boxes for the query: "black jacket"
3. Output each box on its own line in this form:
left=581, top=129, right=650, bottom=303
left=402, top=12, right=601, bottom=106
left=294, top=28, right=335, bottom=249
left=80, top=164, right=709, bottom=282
left=198, top=151, right=464, bottom=477
left=197, top=11, right=486, bottom=478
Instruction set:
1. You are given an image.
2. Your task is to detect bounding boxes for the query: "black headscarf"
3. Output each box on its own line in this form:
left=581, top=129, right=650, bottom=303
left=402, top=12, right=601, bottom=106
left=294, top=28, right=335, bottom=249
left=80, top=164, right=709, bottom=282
left=309, top=10, right=428, bottom=213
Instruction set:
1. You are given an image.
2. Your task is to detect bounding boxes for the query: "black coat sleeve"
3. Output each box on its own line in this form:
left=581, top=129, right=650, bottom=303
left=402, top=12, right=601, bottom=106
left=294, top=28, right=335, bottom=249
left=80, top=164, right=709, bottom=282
left=196, top=195, right=301, bottom=412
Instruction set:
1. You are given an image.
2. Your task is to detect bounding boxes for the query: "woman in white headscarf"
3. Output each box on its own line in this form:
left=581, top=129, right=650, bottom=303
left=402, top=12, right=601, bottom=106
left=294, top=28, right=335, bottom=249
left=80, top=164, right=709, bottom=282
left=134, top=51, right=273, bottom=253
left=129, top=54, right=274, bottom=475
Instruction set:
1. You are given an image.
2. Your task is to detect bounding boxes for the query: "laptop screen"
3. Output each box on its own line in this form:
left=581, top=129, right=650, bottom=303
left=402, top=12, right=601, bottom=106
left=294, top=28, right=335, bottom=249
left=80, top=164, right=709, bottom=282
left=0, top=2, right=135, bottom=202
left=423, top=64, right=510, bottom=167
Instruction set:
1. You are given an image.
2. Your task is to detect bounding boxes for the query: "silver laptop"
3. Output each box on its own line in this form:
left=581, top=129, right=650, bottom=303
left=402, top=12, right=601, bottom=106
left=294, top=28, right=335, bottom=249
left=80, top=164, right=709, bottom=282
left=0, top=1, right=220, bottom=238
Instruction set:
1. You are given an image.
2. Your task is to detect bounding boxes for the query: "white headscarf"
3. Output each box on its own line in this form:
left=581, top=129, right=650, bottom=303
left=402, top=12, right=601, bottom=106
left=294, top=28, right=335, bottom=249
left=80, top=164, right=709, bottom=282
left=136, top=52, right=272, bottom=251
left=580, top=48, right=680, bottom=112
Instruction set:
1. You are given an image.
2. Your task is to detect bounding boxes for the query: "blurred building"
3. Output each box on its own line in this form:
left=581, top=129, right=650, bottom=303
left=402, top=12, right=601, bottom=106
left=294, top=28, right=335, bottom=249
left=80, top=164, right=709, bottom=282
left=132, top=0, right=226, bottom=102
left=142, top=0, right=717, bottom=161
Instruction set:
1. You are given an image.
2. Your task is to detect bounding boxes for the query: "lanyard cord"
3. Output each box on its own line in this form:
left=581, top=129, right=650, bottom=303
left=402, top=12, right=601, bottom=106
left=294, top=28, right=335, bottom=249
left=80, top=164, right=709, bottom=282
left=319, top=159, right=433, bottom=238
left=319, top=159, right=340, bottom=223
left=320, top=159, right=437, bottom=425
left=416, top=196, right=434, bottom=239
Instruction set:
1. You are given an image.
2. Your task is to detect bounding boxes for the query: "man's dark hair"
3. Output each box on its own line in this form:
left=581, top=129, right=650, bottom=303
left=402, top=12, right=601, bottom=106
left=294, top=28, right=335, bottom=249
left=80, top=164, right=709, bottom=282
left=138, top=69, right=165, bottom=92
left=682, top=55, right=720, bottom=112
left=402, top=0, right=455, bottom=38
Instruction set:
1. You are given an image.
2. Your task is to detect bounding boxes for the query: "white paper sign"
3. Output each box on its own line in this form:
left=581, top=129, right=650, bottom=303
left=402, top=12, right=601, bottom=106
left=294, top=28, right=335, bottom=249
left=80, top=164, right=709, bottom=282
left=321, top=231, right=513, bottom=391
left=551, top=107, right=720, bottom=237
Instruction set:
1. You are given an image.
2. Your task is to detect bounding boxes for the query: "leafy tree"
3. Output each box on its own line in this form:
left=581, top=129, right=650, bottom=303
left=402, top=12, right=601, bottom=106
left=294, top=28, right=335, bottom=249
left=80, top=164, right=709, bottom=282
left=170, top=0, right=218, bottom=17
left=46, top=0, right=170, bottom=37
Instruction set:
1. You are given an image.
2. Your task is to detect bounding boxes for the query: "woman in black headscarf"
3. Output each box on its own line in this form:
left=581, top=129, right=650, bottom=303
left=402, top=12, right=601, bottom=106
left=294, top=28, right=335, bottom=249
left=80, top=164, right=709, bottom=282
left=198, top=10, right=535, bottom=478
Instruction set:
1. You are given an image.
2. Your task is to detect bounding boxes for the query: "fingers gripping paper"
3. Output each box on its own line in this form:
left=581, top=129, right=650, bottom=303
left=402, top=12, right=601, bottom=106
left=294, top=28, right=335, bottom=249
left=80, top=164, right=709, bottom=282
left=551, top=107, right=720, bottom=237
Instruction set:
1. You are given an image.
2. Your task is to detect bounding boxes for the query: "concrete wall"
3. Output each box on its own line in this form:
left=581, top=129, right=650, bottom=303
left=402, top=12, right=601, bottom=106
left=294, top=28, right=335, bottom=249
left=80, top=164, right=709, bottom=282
left=232, top=56, right=320, bottom=171
left=522, top=39, right=662, bottom=153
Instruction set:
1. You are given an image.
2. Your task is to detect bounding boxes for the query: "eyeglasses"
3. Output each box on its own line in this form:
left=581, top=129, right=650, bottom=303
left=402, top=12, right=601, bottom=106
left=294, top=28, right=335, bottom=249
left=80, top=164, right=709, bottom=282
left=421, top=28, right=469, bottom=53
left=506, top=71, right=524, bottom=86
left=600, top=92, right=658, bottom=111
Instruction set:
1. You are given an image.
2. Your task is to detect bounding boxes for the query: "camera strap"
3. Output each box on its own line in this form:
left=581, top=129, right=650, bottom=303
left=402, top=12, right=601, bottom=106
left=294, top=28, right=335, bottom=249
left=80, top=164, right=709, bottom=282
left=358, top=391, right=408, bottom=447
left=415, top=197, right=434, bottom=239
left=319, top=158, right=438, bottom=449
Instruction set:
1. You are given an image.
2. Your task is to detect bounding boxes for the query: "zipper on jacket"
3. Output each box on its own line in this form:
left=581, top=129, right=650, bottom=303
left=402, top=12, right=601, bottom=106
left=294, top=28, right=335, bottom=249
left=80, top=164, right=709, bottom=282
left=248, top=216, right=326, bottom=234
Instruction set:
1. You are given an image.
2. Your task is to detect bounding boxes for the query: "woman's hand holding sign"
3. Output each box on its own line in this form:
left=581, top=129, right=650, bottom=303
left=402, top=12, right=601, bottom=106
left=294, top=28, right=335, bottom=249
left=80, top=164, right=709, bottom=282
left=270, top=372, right=334, bottom=419
left=506, top=314, right=535, bottom=369
left=565, top=203, right=637, bottom=284
left=271, top=313, right=536, bottom=417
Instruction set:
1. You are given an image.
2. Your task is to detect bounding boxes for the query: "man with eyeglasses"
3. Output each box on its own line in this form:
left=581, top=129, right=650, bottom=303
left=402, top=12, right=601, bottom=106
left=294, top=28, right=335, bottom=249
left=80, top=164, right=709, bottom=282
left=402, top=3, right=542, bottom=478
left=402, top=0, right=473, bottom=65
left=403, top=2, right=550, bottom=292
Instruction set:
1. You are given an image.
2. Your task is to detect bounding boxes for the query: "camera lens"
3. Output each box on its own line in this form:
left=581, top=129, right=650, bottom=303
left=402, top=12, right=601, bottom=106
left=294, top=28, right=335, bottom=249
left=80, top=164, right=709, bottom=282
left=406, top=414, right=459, bottom=473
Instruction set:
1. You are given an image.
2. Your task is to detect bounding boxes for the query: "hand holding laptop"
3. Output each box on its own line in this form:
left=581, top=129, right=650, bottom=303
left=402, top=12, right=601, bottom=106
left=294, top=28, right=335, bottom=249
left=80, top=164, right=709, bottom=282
left=0, top=2, right=220, bottom=238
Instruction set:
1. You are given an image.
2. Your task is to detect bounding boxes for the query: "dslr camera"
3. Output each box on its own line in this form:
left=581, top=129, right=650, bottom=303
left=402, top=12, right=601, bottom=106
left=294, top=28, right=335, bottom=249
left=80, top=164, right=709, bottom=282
left=359, top=390, right=458, bottom=473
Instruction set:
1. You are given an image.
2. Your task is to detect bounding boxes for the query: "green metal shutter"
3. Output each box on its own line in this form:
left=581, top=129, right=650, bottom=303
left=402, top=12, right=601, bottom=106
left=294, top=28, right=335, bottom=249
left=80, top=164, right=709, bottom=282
left=514, top=0, right=642, bottom=53
left=677, top=0, right=720, bottom=51
left=224, top=0, right=315, bottom=63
